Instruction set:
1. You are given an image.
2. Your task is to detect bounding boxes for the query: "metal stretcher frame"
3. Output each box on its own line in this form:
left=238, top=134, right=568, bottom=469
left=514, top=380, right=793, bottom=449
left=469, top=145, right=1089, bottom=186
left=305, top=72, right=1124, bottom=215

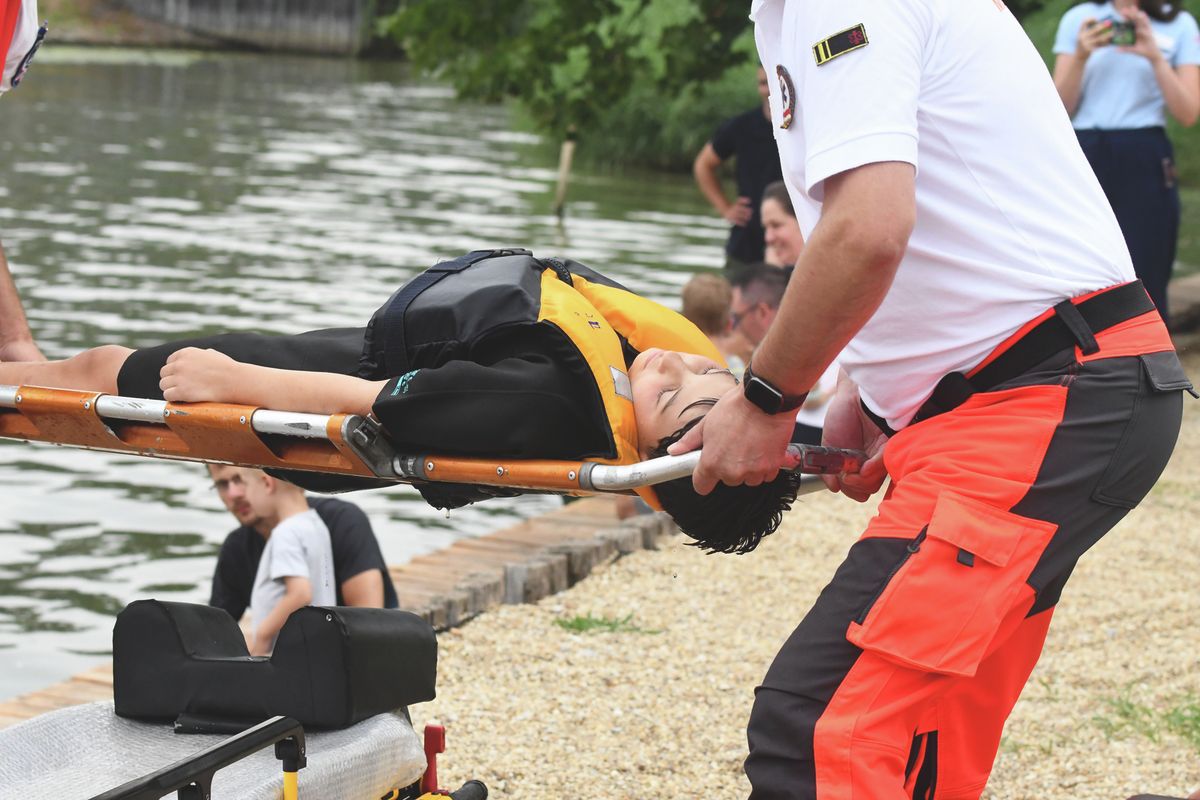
left=0, top=384, right=861, bottom=494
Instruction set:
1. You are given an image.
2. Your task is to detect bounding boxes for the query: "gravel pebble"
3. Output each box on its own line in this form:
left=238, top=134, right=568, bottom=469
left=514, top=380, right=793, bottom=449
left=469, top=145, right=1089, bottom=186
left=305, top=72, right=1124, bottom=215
left=412, top=344, right=1200, bottom=799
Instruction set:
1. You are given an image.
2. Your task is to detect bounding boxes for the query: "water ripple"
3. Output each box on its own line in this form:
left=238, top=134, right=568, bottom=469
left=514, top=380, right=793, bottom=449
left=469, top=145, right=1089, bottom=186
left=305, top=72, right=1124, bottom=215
left=0, top=48, right=728, bottom=696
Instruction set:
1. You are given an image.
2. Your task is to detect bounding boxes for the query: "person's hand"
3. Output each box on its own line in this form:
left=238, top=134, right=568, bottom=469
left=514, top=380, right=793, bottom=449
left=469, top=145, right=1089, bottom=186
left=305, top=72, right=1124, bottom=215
left=667, top=385, right=797, bottom=495
left=723, top=196, right=753, bottom=227
left=1077, top=17, right=1113, bottom=56
left=249, top=633, right=270, bottom=657
left=0, top=338, right=45, bottom=362
left=160, top=347, right=244, bottom=403
left=819, top=378, right=889, bottom=502
left=1119, top=8, right=1164, bottom=63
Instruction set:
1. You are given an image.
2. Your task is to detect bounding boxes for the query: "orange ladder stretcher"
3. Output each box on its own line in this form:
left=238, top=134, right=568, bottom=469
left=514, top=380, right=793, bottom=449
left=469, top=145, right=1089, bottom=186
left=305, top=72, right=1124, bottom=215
left=0, top=384, right=862, bottom=493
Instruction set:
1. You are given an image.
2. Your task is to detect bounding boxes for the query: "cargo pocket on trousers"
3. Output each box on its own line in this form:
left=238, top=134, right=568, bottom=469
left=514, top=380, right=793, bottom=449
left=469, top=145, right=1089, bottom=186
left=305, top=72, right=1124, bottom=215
left=846, top=493, right=1057, bottom=677
left=1094, top=351, right=1194, bottom=509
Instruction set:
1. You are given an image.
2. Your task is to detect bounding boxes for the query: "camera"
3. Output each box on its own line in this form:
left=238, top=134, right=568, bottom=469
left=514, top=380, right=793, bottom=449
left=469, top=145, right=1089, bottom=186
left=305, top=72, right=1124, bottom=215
left=1109, top=19, right=1137, bottom=46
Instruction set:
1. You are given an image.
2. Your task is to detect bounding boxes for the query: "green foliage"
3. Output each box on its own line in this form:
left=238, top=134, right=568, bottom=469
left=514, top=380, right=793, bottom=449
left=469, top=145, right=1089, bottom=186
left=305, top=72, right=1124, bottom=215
left=1165, top=696, right=1200, bottom=749
left=1008, top=0, right=1053, bottom=20
left=1179, top=188, right=1200, bottom=272
left=561, top=53, right=759, bottom=171
left=1092, top=687, right=1200, bottom=752
left=554, top=612, right=661, bottom=634
left=380, top=0, right=751, bottom=138
left=383, top=0, right=1196, bottom=183
left=1022, top=0, right=1077, bottom=68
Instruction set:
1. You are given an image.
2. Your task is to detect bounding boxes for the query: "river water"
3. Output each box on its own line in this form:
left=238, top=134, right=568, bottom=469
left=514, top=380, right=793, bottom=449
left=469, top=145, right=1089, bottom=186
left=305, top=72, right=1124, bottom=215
left=0, top=48, right=729, bottom=698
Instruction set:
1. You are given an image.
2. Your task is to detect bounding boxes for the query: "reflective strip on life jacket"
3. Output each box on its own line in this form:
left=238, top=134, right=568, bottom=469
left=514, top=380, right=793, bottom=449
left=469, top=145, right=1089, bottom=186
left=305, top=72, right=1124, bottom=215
left=537, top=268, right=640, bottom=468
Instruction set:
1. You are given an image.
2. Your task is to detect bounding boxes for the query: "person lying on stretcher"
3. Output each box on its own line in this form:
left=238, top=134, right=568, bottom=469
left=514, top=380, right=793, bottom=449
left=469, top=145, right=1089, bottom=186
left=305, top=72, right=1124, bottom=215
left=0, top=249, right=804, bottom=554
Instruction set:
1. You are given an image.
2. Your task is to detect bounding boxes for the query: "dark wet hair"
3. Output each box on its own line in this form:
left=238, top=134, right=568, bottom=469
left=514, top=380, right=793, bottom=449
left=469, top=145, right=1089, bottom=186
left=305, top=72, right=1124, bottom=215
left=651, top=419, right=804, bottom=554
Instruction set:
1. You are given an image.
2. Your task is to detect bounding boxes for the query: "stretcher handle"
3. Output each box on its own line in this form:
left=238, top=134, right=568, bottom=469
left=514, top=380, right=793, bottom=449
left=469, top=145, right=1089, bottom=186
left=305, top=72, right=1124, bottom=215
left=580, top=444, right=865, bottom=492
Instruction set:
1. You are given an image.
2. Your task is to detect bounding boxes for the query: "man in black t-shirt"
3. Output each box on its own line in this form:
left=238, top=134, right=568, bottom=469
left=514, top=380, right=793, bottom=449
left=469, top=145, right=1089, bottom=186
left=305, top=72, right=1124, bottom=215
left=692, top=66, right=784, bottom=267
left=207, top=464, right=398, bottom=621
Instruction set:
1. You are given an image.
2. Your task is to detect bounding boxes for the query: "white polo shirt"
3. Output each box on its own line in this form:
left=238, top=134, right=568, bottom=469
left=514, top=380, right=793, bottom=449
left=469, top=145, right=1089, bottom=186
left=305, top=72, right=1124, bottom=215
left=752, top=0, right=1134, bottom=429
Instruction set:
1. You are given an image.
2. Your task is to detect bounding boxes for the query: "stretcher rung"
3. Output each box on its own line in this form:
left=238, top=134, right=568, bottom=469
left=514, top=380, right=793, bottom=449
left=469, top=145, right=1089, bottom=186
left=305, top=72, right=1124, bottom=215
left=1, top=386, right=336, bottom=440
left=0, top=384, right=857, bottom=495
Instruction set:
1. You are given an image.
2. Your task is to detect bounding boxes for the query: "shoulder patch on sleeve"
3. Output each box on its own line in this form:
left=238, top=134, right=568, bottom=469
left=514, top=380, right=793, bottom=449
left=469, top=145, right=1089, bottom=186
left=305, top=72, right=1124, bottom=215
left=813, top=23, right=869, bottom=66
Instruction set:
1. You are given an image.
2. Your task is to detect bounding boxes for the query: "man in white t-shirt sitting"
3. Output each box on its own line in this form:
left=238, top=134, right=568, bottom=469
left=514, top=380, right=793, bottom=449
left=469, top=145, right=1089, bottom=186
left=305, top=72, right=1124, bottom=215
left=237, top=468, right=337, bottom=656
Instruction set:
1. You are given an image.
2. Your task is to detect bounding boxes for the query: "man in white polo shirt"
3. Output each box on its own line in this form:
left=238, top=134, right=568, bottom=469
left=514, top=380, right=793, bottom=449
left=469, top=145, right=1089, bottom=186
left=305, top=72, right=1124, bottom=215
left=671, top=1, right=1193, bottom=796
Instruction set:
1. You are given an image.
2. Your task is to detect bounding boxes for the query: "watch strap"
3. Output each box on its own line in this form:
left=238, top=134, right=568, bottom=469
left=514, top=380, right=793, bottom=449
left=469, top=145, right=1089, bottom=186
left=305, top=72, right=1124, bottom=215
left=742, top=363, right=808, bottom=415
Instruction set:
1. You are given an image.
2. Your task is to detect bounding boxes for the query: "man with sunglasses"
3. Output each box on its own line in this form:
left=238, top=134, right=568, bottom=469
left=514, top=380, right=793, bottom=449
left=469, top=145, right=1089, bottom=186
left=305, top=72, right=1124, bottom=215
left=729, top=262, right=787, bottom=348
left=730, top=263, right=838, bottom=445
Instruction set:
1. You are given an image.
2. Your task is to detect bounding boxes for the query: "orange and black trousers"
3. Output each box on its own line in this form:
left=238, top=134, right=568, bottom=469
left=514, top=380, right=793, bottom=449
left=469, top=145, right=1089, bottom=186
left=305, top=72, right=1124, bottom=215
left=744, top=282, right=1193, bottom=800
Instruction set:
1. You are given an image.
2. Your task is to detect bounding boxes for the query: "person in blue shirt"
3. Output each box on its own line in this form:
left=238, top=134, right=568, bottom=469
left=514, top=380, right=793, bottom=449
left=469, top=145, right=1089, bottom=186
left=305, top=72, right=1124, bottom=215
left=1054, top=0, right=1200, bottom=323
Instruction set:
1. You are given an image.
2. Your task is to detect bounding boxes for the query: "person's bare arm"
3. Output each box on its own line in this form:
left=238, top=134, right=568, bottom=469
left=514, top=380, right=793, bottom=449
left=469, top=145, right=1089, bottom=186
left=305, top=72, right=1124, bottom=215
left=671, top=161, right=916, bottom=495
left=159, top=347, right=387, bottom=414
left=250, top=575, right=311, bottom=656
left=693, top=143, right=752, bottom=226
left=1152, top=61, right=1199, bottom=126
left=1124, top=10, right=1200, bottom=126
left=1053, top=53, right=1090, bottom=117
left=0, top=241, right=44, bottom=362
left=339, top=569, right=384, bottom=607
left=1052, top=18, right=1105, bottom=117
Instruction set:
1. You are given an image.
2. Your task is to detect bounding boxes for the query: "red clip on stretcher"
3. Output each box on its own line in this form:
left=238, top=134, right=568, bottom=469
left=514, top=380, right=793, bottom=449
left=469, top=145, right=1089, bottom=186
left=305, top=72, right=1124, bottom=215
left=0, top=384, right=863, bottom=494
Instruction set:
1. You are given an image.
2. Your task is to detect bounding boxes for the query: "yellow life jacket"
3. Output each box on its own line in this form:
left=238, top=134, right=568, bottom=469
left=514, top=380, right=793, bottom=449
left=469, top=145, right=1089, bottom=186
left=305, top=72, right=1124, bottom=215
left=540, top=268, right=725, bottom=507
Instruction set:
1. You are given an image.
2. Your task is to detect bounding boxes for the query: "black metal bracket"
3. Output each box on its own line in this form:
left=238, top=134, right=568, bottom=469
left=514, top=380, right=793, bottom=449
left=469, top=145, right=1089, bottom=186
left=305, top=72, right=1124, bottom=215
left=88, top=716, right=307, bottom=800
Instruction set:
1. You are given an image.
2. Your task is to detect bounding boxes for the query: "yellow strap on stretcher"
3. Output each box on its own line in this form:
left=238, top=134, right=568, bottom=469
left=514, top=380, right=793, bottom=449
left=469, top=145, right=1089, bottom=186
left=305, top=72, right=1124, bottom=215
left=0, top=384, right=859, bottom=495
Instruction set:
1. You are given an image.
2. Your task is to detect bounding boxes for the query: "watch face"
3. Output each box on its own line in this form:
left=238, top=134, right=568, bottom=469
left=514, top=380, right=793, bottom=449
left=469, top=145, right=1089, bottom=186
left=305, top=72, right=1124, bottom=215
left=744, top=375, right=783, bottom=414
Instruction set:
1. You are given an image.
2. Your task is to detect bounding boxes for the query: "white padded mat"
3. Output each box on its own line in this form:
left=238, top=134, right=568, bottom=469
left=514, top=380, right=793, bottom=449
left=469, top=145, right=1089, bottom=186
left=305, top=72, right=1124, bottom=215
left=0, top=702, right=426, bottom=800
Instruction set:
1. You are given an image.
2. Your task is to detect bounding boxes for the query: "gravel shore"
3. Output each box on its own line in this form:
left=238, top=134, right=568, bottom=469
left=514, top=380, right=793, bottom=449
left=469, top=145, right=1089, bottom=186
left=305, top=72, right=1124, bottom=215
left=412, top=342, right=1200, bottom=800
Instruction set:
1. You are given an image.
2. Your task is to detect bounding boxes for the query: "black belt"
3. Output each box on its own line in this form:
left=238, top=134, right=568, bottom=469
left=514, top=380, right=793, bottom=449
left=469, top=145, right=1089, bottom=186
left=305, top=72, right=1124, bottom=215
left=864, top=280, right=1156, bottom=437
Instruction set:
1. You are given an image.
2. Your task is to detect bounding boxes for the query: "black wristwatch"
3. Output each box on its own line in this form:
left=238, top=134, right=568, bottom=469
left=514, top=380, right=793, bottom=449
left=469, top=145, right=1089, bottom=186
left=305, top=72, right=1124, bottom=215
left=742, top=362, right=808, bottom=415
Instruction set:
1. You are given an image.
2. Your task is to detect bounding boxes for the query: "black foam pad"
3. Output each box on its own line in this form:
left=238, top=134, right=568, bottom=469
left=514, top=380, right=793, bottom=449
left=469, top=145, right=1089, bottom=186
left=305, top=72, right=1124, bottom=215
left=112, top=600, right=437, bottom=730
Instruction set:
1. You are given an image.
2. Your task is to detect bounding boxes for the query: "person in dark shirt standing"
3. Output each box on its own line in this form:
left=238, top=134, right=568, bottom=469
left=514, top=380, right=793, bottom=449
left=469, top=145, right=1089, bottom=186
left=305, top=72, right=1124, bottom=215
left=207, top=464, right=398, bottom=621
left=693, top=66, right=783, bottom=268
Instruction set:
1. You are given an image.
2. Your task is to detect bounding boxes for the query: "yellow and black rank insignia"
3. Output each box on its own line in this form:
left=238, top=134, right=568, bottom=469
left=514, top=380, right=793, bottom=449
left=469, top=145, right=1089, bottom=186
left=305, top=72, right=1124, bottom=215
left=813, top=23, right=869, bottom=66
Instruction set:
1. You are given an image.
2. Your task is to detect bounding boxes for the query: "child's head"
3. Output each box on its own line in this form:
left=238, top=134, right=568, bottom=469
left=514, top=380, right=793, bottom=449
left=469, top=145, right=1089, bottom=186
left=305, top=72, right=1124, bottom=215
left=681, top=273, right=733, bottom=338
left=628, top=348, right=803, bottom=553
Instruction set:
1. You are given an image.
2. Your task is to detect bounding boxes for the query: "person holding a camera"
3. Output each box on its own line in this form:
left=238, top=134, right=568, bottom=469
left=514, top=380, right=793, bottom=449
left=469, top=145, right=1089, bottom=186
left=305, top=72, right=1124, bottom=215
left=1053, top=0, right=1200, bottom=324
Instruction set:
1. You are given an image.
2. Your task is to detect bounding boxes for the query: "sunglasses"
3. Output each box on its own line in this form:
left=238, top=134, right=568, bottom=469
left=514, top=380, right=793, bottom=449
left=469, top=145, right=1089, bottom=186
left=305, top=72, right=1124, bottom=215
left=730, top=303, right=761, bottom=331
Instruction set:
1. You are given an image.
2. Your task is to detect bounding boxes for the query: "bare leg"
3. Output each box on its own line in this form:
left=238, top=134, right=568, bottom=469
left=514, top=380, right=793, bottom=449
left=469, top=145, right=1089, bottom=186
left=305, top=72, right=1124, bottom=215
left=0, top=345, right=134, bottom=395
